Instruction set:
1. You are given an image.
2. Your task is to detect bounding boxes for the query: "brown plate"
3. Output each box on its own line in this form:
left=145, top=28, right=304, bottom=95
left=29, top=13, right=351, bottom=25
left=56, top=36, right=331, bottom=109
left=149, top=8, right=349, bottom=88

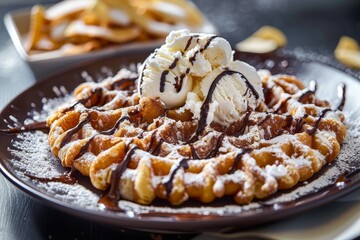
left=1, top=49, right=360, bottom=232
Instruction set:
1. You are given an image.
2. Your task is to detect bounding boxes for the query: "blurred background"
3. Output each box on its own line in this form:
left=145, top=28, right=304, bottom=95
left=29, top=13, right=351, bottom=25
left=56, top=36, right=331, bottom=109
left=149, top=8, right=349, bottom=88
left=194, top=0, right=360, bottom=52
left=0, top=0, right=358, bottom=109
left=2, top=0, right=359, bottom=50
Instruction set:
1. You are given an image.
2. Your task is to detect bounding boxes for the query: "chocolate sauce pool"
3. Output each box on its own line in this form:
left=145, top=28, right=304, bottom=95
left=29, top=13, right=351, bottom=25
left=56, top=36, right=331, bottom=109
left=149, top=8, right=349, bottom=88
left=0, top=121, right=48, bottom=134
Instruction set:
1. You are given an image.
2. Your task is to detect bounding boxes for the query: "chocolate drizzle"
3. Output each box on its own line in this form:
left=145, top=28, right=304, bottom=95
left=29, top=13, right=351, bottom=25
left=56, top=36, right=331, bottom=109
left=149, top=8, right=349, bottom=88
left=188, top=36, right=219, bottom=66
left=62, top=88, right=103, bottom=113
left=74, top=115, right=130, bottom=160
left=160, top=70, right=169, bottom=93
left=159, top=35, right=219, bottom=94
left=306, top=108, right=332, bottom=135
left=234, top=111, right=252, bottom=137
left=184, top=36, right=194, bottom=52
left=190, top=144, right=200, bottom=159
left=184, top=34, right=199, bottom=52
left=258, top=114, right=271, bottom=126
left=337, top=83, right=346, bottom=111
left=293, top=114, right=308, bottom=134
left=175, top=68, right=190, bottom=92
left=160, top=58, right=180, bottom=93
left=201, top=36, right=218, bottom=53
left=98, top=146, right=138, bottom=210
left=137, top=129, right=145, bottom=139
left=273, top=80, right=318, bottom=111
left=273, top=96, right=291, bottom=113
left=60, top=114, right=92, bottom=148
left=189, top=51, right=199, bottom=65
left=204, top=133, right=225, bottom=159
left=141, top=35, right=219, bottom=95
left=228, top=149, right=252, bottom=174
left=151, top=138, right=164, bottom=156
left=25, top=171, right=77, bottom=184
left=298, top=90, right=315, bottom=103
left=165, top=133, right=225, bottom=195
left=74, top=135, right=97, bottom=160
left=0, top=121, right=48, bottom=134
left=139, top=65, right=146, bottom=95
left=110, top=76, right=137, bottom=90
left=169, top=58, right=179, bottom=69
left=197, top=70, right=260, bottom=135
left=164, top=158, right=190, bottom=196
left=99, top=116, right=130, bottom=135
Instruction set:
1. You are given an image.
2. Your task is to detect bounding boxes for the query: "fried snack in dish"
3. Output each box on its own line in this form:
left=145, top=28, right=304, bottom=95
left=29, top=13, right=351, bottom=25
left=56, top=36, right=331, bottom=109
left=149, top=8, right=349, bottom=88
left=64, top=20, right=141, bottom=43
left=47, top=69, right=346, bottom=205
left=26, top=5, right=46, bottom=52
left=47, top=53, right=346, bottom=207
left=26, top=0, right=209, bottom=56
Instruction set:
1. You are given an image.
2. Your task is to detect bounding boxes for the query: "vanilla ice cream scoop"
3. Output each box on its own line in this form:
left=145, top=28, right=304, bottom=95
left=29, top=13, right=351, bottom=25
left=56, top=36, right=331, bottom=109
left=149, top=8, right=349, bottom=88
left=138, top=29, right=264, bottom=127
left=138, top=29, right=232, bottom=108
left=198, top=61, right=264, bottom=125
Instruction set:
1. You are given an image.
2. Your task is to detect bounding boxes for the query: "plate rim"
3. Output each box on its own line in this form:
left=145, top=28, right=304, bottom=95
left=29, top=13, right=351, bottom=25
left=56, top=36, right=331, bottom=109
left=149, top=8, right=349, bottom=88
left=1, top=50, right=360, bottom=232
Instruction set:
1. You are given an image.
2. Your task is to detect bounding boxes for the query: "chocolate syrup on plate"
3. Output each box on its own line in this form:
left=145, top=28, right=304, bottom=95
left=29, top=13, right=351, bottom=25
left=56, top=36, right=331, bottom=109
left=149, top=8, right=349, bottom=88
left=25, top=168, right=77, bottom=184
left=25, top=173, right=77, bottom=184
left=0, top=121, right=48, bottom=134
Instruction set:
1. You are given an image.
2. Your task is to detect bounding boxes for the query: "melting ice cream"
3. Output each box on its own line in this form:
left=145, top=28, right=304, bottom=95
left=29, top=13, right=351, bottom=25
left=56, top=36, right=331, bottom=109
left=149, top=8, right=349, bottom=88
left=138, top=29, right=264, bottom=126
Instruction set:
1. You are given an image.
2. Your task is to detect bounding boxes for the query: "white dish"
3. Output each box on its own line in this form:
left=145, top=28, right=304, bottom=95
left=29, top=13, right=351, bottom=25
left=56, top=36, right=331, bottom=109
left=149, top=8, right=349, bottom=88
left=4, top=7, right=217, bottom=79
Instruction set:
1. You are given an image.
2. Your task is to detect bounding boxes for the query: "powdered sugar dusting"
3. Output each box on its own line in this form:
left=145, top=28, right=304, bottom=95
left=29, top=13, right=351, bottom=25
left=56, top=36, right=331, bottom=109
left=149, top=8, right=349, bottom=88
left=265, top=114, right=360, bottom=204
left=38, top=181, right=99, bottom=209
left=6, top=87, right=360, bottom=216
left=4, top=54, right=360, bottom=218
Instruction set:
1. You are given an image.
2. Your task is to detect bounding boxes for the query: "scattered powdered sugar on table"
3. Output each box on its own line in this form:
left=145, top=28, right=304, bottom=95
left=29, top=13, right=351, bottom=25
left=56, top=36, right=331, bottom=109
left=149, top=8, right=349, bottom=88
left=6, top=82, right=360, bottom=217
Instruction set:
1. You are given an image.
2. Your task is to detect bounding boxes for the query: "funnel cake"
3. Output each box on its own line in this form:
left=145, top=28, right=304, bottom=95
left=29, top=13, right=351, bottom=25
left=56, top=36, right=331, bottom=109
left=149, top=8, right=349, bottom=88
left=47, top=64, right=346, bottom=206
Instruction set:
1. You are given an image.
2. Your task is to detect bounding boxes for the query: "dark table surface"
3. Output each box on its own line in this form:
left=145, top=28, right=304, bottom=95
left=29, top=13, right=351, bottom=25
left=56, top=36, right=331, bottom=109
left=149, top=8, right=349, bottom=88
left=0, top=0, right=360, bottom=239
